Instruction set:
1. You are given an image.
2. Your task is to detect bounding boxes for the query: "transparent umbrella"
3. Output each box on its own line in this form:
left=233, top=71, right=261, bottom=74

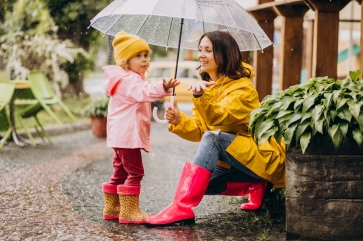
left=89, top=0, right=273, bottom=123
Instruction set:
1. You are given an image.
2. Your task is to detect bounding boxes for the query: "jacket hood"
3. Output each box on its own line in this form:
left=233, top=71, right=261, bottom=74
left=242, top=62, right=255, bottom=78
left=103, top=65, right=132, bottom=96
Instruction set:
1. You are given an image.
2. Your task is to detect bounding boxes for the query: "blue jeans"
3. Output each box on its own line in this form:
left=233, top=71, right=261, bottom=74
left=193, top=131, right=263, bottom=194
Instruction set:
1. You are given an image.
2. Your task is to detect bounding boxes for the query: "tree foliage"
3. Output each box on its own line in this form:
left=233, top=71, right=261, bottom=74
left=0, top=0, right=88, bottom=95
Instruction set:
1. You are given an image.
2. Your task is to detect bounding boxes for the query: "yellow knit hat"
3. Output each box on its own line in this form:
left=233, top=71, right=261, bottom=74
left=112, top=31, right=150, bottom=64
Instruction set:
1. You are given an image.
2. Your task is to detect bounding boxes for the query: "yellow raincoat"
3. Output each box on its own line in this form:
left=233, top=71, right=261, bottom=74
left=168, top=63, right=286, bottom=188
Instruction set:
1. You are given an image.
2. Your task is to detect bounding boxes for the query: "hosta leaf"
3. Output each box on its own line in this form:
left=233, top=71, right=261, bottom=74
left=276, top=110, right=294, bottom=119
left=256, top=121, right=275, bottom=141
left=315, top=118, right=325, bottom=134
left=328, top=124, right=342, bottom=149
left=283, top=123, right=298, bottom=149
left=259, top=126, right=278, bottom=145
left=349, top=70, right=362, bottom=81
left=336, top=98, right=347, bottom=110
left=352, top=128, right=363, bottom=146
left=265, top=102, right=282, bottom=118
left=358, top=113, right=363, bottom=131
left=278, top=113, right=294, bottom=125
left=274, top=126, right=283, bottom=144
left=312, top=104, right=324, bottom=122
left=280, top=97, right=294, bottom=111
left=329, top=109, right=337, bottom=122
left=300, top=131, right=311, bottom=154
left=323, top=93, right=333, bottom=108
left=337, top=107, right=352, bottom=122
left=348, top=101, right=361, bottom=122
left=286, top=113, right=302, bottom=127
left=332, top=90, right=341, bottom=104
left=339, top=121, right=349, bottom=138
left=301, top=111, right=312, bottom=123
left=302, top=96, right=316, bottom=114
left=294, top=99, right=304, bottom=112
left=295, top=119, right=310, bottom=143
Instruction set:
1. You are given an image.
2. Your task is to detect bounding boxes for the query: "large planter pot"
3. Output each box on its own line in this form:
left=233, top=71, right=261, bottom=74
left=91, top=116, right=107, bottom=138
left=286, top=138, right=363, bottom=240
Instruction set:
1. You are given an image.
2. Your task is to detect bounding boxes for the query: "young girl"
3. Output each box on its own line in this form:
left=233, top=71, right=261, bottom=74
left=101, top=31, right=179, bottom=224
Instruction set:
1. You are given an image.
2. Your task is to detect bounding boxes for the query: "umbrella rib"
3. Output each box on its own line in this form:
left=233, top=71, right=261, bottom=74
left=134, top=15, right=150, bottom=36
left=166, top=17, right=174, bottom=48
left=220, top=0, right=238, bottom=29
left=104, top=14, right=124, bottom=36
left=253, top=33, right=264, bottom=53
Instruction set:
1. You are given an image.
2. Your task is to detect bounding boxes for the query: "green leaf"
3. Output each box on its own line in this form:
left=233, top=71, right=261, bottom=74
left=352, top=128, right=363, bottom=146
left=293, top=99, right=304, bottom=112
left=358, top=113, right=363, bottom=131
left=274, top=126, right=283, bottom=144
left=276, top=110, right=294, bottom=119
left=301, top=111, right=312, bottom=123
left=283, top=123, right=298, bottom=149
left=295, top=119, right=310, bottom=144
left=337, top=107, right=352, bottom=122
left=286, top=113, right=302, bottom=127
left=302, top=96, right=316, bottom=114
left=256, top=120, right=275, bottom=141
left=329, top=109, right=337, bottom=122
left=349, top=70, right=362, bottom=81
left=312, top=104, right=324, bottom=123
left=336, top=98, right=347, bottom=110
left=259, top=126, right=278, bottom=145
left=348, top=101, right=361, bottom=122
left=300, top=131, right=311, bottom=154
left=339, top=121, right=349, bottom=138
left=328, top=124, right=343, bottom=149
left=315, top=118, right=325, bottom=134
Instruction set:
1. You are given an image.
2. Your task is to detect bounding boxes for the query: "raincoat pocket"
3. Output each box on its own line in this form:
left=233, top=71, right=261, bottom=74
left=139, top=120, right=151, bottom=145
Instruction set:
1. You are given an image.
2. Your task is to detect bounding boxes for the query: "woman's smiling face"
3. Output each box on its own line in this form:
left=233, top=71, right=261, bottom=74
left=198, top=36, right=218, bottom=80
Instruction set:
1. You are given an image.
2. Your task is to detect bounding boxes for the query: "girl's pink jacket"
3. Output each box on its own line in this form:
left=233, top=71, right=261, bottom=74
left=103, top=65, right=171, bottom=152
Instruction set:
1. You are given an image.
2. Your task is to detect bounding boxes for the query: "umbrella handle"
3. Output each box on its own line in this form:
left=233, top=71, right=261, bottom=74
left=153, top=95, right=174, bottom=124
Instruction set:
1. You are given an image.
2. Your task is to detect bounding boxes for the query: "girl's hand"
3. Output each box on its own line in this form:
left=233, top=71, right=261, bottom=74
left=164, top=99, right=181, bottom=125
left=187, top=80, right=216, bottom=95
left=163, top=78, right=180, bottom=91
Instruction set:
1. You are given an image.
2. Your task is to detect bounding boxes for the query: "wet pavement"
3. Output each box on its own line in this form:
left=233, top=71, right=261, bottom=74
left=0, top=118, right=286, bottom=241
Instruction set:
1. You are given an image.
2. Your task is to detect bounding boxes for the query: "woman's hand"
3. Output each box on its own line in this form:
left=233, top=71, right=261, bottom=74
left=164, top=99, right=181, bottom=125
left=187, top=80, right=216, bottom=95
left=163, top=78, right=180, bottom=91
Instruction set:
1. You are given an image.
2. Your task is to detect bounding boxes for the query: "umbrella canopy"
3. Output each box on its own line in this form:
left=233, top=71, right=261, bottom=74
left=90, top=0, right=273, bottom=51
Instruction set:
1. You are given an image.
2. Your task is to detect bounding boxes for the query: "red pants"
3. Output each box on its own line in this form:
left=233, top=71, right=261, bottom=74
left=109, top=148, right=144, bottom=186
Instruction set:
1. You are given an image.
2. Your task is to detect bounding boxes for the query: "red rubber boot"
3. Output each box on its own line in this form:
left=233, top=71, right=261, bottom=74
left=220, top=181, right=269, bottom=211
left=145, top=162, right=212, bottom=227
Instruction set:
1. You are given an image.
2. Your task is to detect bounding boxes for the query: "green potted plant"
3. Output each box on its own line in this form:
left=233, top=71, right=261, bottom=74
left=81, top=97, right=109, bottom=138
left=249, top=70, right=363, bottom=240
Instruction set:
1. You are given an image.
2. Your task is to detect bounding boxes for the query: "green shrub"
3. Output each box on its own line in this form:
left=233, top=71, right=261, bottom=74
left=250, top=70, right=363, bottom=153
left=81, top=97, right=109, bottom=118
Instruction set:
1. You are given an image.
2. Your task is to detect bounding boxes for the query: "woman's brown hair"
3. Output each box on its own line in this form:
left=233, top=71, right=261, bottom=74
left=198, top=31, right=251, bottom=81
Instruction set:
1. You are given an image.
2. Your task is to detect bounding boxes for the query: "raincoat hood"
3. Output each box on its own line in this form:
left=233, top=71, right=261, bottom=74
left=103, top=65, right=133, bottom=96
left=243, top=62, right=255, bottom=79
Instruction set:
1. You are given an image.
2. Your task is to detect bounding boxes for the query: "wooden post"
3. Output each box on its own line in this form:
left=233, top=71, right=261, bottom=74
left=360, top=0, right=363, bottom=78
left=274, top=4, right=309, bottom=90
left=304, top=0, right=351, bottom=79
left=305, top=19, right=314, bottom=80
left=248, top=7, right=277, bottom=101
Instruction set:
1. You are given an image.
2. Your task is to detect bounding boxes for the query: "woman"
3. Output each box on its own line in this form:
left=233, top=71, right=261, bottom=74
left=145, top=31, right=286, bottom=227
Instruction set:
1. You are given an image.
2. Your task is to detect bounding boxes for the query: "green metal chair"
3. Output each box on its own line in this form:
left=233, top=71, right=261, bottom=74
left=28, top=70, right=78, bottom=124
left=0, top=81, right=15, bottom=149
left=14, top=88, right=52, bottom=146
